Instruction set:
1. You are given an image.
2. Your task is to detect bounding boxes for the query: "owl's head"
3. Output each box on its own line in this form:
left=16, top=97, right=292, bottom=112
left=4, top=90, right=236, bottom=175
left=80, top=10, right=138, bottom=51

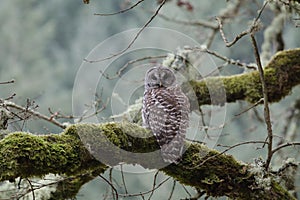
left=145, top=65, right=176, bottom=89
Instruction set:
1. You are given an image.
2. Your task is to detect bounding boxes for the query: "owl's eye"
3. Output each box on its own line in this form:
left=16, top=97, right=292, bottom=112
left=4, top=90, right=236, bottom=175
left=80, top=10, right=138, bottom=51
left=161, top=73, right=169, bottom=80
left=151, top=74, right=158, bottom=81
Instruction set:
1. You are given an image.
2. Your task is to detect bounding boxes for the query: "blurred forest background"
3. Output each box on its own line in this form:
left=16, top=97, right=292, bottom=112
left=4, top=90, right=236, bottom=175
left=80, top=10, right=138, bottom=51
left=0, top=0, right=300, bottom=199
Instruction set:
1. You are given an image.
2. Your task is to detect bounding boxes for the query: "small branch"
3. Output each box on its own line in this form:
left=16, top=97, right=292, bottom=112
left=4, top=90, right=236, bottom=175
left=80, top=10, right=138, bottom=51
left=148, top=171, right=159, bottom=200
left=271, top=142, right=300, bottom=155
left=119, top=176, right=171, bottom=198
left=190, top=46, right=257, bottom=70
left=155, top=11, right=218, bottom=29
left=250, top=33, right=273, bottom=170
left=120, top=164, right=128, bottom=194
left=100, top=55, right=167, bottom=80
left=84, top=0, right=167, bottom=63
left=109, top=168, right=115, bottom=200
left=216, top=16, right=250, bottom=47
left=26, top=178, right=36, bottom=200
left=189, top=140, right=268, bottom=169
left=183, top=48, right=300, bottom=106
left=117, top=55, right=166, bottom=77
left=217, top=1, right=268, bottom=47
left=99, top=173, right=119, bottom=200
left=0, top=79, right=15, bottom=85
left=181, top=184, right=192, bottom=198
left=167, top=180, right=176, bottom=200
left=1, top=100, right=66, bottom=129
left=94, top=0, right=145, bottom=16
left=234, top=98, right=264, bottom=117
left=48, top=108, right=74, bottom=120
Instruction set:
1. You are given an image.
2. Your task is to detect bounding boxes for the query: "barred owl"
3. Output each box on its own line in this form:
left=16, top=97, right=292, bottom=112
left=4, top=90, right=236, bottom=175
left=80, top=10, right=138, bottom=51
left=142, top=65, right=190, bottom=163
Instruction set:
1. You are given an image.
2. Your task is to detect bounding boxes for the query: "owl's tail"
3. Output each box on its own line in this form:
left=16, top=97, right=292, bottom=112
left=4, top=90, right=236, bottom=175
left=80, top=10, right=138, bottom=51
left=159, top=134, right=185, bottom=164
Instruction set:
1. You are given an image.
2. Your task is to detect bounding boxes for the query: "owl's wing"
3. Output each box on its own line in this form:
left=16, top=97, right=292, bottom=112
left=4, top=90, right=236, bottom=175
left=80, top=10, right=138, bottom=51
left=142, top=90, right=152, bottom=129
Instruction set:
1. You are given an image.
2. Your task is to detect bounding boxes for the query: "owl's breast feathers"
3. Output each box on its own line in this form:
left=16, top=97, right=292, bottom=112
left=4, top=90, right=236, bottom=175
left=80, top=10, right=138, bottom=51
left=142, top=86, right=190, bottom=146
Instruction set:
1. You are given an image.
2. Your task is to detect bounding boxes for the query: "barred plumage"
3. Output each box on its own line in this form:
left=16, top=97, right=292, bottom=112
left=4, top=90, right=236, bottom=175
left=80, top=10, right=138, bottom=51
left=142, top=65, right=190, bottom=163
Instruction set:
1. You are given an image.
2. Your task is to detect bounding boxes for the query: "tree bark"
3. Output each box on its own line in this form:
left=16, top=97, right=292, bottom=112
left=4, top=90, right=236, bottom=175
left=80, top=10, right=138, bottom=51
left=0, top=123, right=296, bottom=199
left=184, top=48, right=300, bottom=106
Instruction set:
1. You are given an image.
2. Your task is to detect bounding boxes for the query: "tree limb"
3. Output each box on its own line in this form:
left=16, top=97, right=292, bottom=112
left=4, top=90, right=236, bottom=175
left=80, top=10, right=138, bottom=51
left=0, top=123, right=295, bottom=199
left=184, top=48, right=300, bottom=107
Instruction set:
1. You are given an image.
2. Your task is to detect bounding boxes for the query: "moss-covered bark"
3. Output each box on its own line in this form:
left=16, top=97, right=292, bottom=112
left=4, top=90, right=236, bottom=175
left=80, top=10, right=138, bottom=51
left=0, top=129, right=106, bottom=181
left=0, top=123, right=295, bottom=199
left=183, top=48, right=300, bottom=106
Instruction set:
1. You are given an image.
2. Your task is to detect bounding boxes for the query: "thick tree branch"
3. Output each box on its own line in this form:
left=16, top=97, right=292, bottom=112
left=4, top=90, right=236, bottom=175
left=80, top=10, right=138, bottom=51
left=0, top=123, right=295, bottom=199
left=184, top=48, right=300, bottom=106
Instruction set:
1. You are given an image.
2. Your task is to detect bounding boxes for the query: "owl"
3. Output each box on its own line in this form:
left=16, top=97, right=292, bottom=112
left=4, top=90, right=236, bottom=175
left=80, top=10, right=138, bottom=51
left=142, top=65, right=190, bottom=164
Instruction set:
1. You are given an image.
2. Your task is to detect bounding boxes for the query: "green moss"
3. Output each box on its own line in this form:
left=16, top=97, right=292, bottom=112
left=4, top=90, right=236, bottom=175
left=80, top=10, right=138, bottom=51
left=0, top=131, right=105, bottom=181
left=223, top=74, right=247, bottom=101
left=0, top=122, right=295, bottom=199
left=64, top=122, right=160, bottom=167
left=185, top=48, right=300, bottom=106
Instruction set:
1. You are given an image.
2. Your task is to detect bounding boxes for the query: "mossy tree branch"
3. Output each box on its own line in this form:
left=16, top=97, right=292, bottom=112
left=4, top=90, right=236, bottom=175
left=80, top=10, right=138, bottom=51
left=0, top=123, right=295, bottom=199
left=184, top=48, right=300, bottom=107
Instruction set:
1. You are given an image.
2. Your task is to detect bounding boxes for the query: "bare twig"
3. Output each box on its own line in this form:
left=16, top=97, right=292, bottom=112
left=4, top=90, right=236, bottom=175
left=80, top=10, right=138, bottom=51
left=4, top=93, right=16, bottom=101
left=216, top=16, right=250, bottom=47
left=26, top=178, right=35, bottom=200
left=119, top=177, right=171, bottom=198
left=167, top=180, right=176, bottom=200
left=187, top=140, right=267, bottom=169
left=180, top=184, right=192, bottom=198
left=48, top=108, right=74, bottom=120
left=99, top=173, right=119, bottom=200
left=188, top=46, right=257, bottom=70
left=0, top=79, right=15, bottom=85
left=99, top=55, right=167, bottom=80
left=250, top=33, right=273, bottom=171
left=154, top=11, right=218, bottom=29
left=84, top=0, right=167, bottom=63
left=148, top=171, right=159, bottom=200
left=76, top=92, right=109, bottom=123
left=120, top=164, right=128, bottom=194
left=109, top=168, right=116, bottom=200
left=1, top=100, right=66, bottom=129
left=272, top=142, right=300, bottom=155
left=217, top=1, right=268, bottom=47
left=116, top=55, right=166, bottom=77
left=94, top=0, right=145, bottom=16
left=234, top=98, right=264, bottom=117
left=19, top=99, right=38, bottom=131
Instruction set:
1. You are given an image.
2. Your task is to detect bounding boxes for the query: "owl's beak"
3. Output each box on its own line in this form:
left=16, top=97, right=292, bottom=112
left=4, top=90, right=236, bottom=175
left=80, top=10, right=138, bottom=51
left=159, top=81, right=162, bottom=87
